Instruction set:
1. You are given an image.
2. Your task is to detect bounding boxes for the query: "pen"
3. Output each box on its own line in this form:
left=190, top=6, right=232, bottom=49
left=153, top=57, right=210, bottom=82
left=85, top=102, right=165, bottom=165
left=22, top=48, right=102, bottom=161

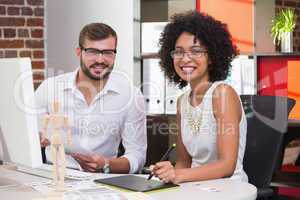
left=147, top=143, right=176, bottom=180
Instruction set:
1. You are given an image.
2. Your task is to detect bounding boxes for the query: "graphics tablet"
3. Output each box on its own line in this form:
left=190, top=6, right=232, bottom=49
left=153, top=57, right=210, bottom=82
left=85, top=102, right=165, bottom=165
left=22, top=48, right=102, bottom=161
left=94, top=175, right=178, bottom=192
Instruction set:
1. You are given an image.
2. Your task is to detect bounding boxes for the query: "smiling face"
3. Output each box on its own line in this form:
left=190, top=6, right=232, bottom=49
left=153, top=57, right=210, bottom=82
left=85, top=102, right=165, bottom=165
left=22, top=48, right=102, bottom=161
left=173, top=32, right=210, bottom=85
left=76, top=36, right=117, bottom=81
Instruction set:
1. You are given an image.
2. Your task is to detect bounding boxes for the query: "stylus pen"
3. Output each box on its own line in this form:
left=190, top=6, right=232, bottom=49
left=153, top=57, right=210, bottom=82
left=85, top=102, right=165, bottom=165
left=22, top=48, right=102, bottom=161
left=147, top=143, right=176, bottom=180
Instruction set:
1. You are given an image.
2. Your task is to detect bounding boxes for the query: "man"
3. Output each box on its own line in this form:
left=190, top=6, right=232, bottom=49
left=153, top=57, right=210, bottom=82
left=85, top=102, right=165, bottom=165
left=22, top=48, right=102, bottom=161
left=35, top=23, right=147, bottom=174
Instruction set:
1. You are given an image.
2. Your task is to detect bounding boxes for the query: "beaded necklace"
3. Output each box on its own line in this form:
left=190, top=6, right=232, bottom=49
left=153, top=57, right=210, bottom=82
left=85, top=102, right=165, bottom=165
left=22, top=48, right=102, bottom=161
left=186, top=91, right=204, bottom=134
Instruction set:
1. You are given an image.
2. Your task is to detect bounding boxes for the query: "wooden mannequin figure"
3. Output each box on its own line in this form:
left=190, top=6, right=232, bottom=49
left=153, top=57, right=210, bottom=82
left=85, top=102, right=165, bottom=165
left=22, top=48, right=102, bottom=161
left=40, top=101, right=72, bottom=191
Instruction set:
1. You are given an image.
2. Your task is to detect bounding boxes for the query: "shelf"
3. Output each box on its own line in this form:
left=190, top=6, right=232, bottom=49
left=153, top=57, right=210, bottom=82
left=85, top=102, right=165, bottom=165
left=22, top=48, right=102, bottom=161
left=141, top=52, right=159, bottom=59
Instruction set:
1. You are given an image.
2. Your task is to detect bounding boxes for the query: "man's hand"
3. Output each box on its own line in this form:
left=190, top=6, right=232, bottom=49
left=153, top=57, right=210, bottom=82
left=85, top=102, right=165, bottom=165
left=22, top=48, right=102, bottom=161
left=40, top=137, right=50, bottom=148
left=71, top=153, right=106, bottom=172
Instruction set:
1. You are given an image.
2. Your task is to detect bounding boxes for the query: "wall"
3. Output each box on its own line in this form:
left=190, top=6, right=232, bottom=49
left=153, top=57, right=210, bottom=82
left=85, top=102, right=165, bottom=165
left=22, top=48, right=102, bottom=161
left=275, top=0, right=300, bottom=51
left=168, top=0, right=195, bottom=19
left=0, top=0, right=45, bottom=89
left=0, top=0, right=299, bottom=88
left=141, top=0, right=168, bottom=22
left=141, top=0, right=195, bottom=22
left=198, top=0, right=276, bottom=53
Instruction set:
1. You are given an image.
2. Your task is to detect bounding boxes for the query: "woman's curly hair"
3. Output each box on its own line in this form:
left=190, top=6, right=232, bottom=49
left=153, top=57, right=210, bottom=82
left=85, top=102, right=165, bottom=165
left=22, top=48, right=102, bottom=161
left=159, top=10, right=238, bottom=89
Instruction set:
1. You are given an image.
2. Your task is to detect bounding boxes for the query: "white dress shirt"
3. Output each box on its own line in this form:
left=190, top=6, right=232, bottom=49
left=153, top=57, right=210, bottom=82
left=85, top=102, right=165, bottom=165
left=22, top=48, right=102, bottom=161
left=35, top=69, right=147, bottom=173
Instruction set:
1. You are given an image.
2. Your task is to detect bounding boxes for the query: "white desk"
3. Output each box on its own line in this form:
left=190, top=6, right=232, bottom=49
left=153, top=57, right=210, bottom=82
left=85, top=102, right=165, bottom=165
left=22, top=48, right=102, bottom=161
left=0, top=167, right=257, bottom=200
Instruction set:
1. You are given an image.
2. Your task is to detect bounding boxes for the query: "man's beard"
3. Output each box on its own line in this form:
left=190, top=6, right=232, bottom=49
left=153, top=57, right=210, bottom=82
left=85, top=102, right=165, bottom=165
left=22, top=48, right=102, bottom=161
left=80, top=59, right=112, bottom=81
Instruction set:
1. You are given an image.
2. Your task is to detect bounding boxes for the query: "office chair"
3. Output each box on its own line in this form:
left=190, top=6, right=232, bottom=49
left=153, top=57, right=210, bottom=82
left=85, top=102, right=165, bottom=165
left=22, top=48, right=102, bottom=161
left=240, top=95, right=295, bottom=200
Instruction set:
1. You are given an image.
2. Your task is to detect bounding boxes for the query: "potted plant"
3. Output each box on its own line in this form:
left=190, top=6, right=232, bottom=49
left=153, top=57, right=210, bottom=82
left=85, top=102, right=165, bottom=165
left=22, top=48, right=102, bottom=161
left=271, top=8, right=297, bottom=52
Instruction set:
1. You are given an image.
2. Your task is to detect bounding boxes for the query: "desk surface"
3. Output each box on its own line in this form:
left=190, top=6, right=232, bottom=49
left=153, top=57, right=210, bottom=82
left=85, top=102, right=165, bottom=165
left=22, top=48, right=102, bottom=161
left=0, top=167, right=257, bottom=200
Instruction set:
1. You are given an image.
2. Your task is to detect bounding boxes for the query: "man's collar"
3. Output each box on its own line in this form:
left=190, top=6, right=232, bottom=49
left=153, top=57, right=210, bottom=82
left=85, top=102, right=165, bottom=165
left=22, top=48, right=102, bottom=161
left=63, top=67, right=121, bottom=94
left=102, top=72, right=122, bottom=94
left=62, top=68, right=78, bottom=90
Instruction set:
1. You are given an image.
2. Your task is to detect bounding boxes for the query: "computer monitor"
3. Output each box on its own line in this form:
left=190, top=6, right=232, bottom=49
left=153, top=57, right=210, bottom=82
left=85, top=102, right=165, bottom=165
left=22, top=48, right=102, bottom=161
left=0, top=58, right=43, bottom=168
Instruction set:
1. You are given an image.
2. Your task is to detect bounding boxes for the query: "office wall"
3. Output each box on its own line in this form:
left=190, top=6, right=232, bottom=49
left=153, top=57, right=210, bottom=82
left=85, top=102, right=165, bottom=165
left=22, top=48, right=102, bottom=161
left=196, top=0, right=300, bottom=52
left=168, top=0, right=196, bottom=18
left=141, top=0, right=168, bottom=22
left=0, top=0, right=45, bottom=89
left=198, top=0, right=276, bottom=53
left=1, top=0, right=299, bottom=88
left=141, top=0, right=195, bottom=22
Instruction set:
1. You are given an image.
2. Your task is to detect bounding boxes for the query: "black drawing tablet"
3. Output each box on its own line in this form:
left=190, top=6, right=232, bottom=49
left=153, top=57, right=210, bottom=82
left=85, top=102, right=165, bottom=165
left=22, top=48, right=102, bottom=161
left=94, top=175, right=178, bottom=192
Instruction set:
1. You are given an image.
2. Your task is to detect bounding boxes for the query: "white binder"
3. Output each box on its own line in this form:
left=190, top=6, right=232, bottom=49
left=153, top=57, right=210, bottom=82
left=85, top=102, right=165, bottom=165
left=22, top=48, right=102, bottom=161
left=142, top=59, right=165, bottom=114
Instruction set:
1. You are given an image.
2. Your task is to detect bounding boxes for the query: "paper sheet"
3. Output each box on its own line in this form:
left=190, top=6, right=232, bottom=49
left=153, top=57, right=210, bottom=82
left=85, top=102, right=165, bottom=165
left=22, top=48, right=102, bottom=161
left=64, top=140, right=92, bottom=155
left=27, top=180, right=127, bottom=200
left=122, top=192, right=151, bottom=200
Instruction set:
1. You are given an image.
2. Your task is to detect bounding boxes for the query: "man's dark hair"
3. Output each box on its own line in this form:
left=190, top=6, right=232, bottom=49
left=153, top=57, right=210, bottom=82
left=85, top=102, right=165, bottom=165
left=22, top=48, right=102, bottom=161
left=79, top=23, right=117, bottom=48
left=159, top=10, right=238, bottom=89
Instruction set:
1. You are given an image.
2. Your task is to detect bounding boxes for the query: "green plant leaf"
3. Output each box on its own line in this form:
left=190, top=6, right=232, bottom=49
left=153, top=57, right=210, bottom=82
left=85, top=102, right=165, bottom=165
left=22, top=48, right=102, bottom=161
left=270, top=8, right=296, bottom=44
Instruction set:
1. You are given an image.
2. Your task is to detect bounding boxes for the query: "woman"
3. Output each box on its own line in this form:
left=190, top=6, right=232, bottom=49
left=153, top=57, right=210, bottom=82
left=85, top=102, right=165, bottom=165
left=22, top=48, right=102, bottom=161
left=152, top=11, right=248, bottom=184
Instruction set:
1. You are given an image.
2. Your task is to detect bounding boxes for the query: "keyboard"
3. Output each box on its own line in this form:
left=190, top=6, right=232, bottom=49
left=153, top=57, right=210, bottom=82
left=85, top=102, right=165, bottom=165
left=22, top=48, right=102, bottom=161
left=17, top=164, right=94, bottom=180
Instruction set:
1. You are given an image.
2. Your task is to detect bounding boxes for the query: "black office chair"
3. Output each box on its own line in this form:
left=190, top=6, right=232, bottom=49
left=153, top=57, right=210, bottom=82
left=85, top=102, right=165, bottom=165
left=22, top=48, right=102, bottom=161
left=240, top=95, right=295, bottom=200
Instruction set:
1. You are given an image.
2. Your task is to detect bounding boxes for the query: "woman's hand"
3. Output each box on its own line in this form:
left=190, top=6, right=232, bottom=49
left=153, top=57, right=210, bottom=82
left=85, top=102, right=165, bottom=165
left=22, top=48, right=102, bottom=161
left=151, top=161, right=181, bottom=184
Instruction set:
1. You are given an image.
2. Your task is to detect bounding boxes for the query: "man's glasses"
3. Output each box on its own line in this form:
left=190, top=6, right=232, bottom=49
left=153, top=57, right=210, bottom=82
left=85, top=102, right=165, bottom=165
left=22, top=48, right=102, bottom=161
left=170, top=49, right=207, bottom=59
left=82, top=47, right=117, bottom=59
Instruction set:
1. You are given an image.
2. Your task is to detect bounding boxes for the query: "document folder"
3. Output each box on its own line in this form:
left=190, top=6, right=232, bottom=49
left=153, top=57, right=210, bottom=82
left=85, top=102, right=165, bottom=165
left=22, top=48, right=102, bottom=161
left=94, top=175, right=178, bottom=192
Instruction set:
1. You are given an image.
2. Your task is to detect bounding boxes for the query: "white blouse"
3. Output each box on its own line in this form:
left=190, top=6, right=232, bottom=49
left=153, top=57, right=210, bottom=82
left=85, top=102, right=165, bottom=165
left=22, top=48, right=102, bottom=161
left=180, top=81, right=248, bottom=182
